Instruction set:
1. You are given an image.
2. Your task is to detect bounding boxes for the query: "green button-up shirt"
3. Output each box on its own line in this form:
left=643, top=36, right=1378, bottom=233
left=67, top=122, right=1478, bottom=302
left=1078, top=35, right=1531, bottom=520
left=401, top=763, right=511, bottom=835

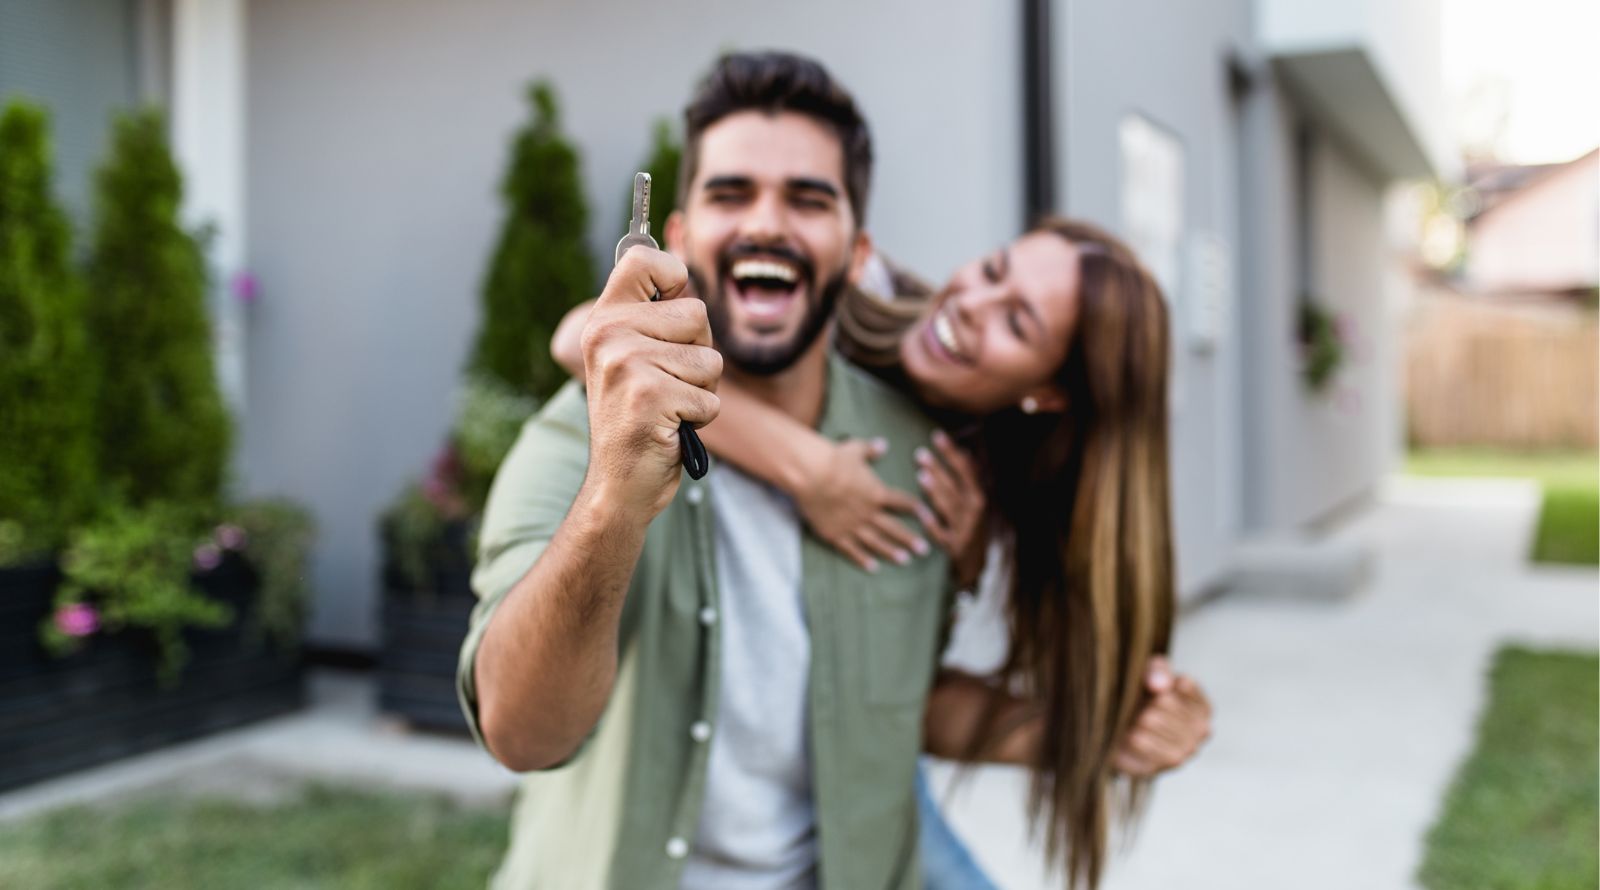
left=458, top=352, right=952, bottom=889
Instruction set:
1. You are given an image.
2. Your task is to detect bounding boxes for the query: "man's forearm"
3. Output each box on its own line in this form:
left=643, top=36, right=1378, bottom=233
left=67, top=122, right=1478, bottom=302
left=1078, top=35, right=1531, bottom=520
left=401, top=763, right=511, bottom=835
left=474, top=481, right=649, bottom=771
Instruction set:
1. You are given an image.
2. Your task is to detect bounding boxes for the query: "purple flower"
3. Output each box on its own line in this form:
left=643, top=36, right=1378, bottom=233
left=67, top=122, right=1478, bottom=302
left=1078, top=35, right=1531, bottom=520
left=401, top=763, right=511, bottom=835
left=193, top=542, right=223, bottom=572
left=55, top=603, right=100, bottom=638
left=215, top=523, right=248, bottom=551
left=231, top=271, right=259, bottom=305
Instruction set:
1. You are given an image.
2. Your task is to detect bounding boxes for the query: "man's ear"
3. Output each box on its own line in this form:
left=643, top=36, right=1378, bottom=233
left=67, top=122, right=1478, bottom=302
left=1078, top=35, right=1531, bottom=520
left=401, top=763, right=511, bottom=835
left=664, top=209, right=687, bottom=258
left=848, top=228, right=874, bottom=285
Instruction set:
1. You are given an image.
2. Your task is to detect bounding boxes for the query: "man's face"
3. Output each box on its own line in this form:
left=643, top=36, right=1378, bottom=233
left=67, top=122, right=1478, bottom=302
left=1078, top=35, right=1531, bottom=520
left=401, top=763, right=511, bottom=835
left=666, top=110, right=868, bottom=376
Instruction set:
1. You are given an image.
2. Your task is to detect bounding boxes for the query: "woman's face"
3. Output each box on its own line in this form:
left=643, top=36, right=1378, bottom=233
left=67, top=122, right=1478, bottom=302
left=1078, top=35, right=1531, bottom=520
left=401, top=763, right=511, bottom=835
left=899, top=231, right=1083, bottom=414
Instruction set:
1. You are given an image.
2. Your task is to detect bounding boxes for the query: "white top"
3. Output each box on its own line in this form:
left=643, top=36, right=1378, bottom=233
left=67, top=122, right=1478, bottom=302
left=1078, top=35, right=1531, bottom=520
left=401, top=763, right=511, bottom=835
left=681, top=466, right=818, bottom=889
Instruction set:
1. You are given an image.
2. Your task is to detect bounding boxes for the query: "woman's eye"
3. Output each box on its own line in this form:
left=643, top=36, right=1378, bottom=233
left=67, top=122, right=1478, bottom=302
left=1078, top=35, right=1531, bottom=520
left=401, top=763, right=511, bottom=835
left=982, top=260, right=1000, bottom=283
left=1007, top=309, right=1026, bottom=339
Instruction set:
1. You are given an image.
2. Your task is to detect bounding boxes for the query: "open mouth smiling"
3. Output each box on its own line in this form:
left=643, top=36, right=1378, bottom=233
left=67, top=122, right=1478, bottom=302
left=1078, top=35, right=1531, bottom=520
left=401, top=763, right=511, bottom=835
left=923, top=305, right=973, bottom=364
left=728, top=256, right=804, bottom=322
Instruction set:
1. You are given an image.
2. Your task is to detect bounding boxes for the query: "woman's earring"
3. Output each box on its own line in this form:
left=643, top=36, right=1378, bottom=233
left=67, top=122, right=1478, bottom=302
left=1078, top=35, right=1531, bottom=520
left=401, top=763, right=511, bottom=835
left=1021, top=396, right=1039, bottom=415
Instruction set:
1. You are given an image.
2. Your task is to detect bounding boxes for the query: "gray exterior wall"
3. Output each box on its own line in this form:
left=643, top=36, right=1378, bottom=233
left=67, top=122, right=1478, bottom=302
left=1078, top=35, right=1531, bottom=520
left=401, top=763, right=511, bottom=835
left=1056, top=0, right=1255, bottom=596
left=0, top=0, right=163, bottom=222
left=1239, top=85, right=1398, bottom=533
left=242, top=0, right=1023, bottom=648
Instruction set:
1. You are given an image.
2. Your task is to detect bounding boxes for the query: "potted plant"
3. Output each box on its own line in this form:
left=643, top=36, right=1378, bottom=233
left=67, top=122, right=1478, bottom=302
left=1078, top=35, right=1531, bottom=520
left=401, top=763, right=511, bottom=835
left=0, top=102, right=315, bottom=791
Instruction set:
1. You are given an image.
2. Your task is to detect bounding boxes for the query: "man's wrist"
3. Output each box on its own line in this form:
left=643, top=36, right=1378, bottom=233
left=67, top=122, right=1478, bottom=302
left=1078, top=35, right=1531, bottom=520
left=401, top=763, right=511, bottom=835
left=571, top=476, right=655, bottom=539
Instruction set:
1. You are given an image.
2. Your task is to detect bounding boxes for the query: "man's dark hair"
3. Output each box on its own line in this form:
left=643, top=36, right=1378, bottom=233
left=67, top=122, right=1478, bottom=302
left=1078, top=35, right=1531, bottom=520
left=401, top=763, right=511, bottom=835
left=678, top=51, right=873, bottom=227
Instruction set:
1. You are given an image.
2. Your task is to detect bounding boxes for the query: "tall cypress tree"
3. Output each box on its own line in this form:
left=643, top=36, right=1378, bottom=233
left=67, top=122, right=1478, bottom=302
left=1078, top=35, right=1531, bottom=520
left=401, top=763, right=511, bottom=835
left=85, top=108, right=230, bottom=510
left=0, top=100, right=98, bottom=560
left=468, top=82, right=595, bottom=400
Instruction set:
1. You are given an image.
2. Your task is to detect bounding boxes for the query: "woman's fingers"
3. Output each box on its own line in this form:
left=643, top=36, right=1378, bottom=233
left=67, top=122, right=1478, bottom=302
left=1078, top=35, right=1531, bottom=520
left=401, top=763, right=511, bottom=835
left=931, top=429, right=981, bottom=499
left=871, top=512, right=929, bottom=557
left=832, top=535, right=879, bottom=574
left=855, top=522, right=911, bottom=567
left=877, top=486, right=924, bottom=518
left=915, top=447, right=961, bottom=525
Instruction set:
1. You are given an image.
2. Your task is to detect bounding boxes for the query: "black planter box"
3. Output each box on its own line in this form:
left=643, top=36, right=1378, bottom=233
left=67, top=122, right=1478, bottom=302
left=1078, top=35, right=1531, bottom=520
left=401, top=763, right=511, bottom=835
left=0, top=555, right=304, bottom=793
left=377, top=521, right=475, bottom=734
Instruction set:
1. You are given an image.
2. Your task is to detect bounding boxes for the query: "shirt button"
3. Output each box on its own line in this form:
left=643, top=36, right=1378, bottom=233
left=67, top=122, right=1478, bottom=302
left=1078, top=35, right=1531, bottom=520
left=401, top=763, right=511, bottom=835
left=690, top=721, right=711, bottom=743
left=698, top=606, right=717, bottom=626
left=666, top=836, right=689, bottom=859
left=686, top=485, right=704, bottom=505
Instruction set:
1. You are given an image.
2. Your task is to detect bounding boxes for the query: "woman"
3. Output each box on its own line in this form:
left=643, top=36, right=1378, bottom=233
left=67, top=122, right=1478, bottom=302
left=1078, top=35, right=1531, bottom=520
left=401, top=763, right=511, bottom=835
left=554, top=217, right=1210, bottom=889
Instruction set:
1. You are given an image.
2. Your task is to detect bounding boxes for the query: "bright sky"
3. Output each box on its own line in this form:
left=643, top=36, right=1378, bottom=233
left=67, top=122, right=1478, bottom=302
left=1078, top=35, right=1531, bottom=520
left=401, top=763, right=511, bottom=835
left=1443, top=0, right=1600, bottom=164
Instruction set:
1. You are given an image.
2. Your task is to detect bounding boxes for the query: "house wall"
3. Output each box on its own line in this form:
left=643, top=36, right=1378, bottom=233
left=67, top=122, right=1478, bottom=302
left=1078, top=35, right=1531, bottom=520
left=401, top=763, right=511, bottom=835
left=1056, top=0, right=1254, bottom=596
left=242, top=0, right=1022, bottom=648
left=1240, top=94, right=1397, bottom=533
left=0, top=0, right=152, bottom=222
left=1468, top=156, right=1600, bottom=294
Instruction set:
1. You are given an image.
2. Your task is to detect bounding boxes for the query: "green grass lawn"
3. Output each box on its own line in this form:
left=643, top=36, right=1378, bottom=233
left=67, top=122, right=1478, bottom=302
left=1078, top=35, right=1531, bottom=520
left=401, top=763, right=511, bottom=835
left=1407, top=449, right=1599, bottom=565
left=1418, top=646, right=1599, bottom=890
left=0, top=784, right=509, bottom=889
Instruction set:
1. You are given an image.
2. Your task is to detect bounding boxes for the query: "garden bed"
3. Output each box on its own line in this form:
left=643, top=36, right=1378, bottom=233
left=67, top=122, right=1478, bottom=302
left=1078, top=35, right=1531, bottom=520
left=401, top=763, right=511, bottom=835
left=377, top=523, right=475, bottom=734
left=0, top=556, right=303, bottom=793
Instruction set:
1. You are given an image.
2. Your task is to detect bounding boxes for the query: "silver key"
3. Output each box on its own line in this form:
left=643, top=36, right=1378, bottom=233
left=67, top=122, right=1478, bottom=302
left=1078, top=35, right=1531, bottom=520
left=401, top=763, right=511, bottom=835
left=615, top=172, right=659, bottom=273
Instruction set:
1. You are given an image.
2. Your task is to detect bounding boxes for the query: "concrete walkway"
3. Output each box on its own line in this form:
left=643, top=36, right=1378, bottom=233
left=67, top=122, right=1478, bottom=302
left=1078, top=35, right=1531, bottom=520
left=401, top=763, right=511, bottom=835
left=2, top=476, right=1594, bottom=890
left=928, top=476, right=1599, bottom=890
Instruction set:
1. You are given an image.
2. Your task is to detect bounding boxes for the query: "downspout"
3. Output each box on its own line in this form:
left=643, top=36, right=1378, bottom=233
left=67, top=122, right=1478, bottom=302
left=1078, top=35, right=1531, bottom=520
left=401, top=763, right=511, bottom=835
left=1022, top=0, right=1058, bottom=227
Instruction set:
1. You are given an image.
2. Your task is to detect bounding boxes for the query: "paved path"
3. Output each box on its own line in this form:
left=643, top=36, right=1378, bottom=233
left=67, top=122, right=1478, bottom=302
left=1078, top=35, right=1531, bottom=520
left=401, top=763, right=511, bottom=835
left=928, top=477, right=1599, bottom=890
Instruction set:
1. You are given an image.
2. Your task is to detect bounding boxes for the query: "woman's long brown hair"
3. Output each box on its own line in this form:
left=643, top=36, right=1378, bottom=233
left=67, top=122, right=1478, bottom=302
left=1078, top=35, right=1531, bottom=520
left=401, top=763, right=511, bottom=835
left=840, top=217, right=1175, bottom=889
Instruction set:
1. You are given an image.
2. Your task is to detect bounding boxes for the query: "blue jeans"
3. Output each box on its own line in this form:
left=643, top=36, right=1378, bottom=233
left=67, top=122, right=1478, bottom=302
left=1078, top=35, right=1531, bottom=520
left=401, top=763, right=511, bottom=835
left=916, top=760, right=999, bottom=890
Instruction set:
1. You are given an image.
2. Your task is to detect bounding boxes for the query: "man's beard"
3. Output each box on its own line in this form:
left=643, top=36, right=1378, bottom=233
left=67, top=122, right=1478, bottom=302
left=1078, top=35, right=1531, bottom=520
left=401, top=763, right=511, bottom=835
left=690, top=244, right=848, bottom=377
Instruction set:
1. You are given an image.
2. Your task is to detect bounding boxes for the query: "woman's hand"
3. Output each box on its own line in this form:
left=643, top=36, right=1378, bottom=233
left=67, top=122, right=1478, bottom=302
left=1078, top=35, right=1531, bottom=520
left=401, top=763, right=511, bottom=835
left=914, top=430, right=987, bottom=586
left=1112, top=657, right=1213, bottom=777
left=797, top=438, right=929, bottom=573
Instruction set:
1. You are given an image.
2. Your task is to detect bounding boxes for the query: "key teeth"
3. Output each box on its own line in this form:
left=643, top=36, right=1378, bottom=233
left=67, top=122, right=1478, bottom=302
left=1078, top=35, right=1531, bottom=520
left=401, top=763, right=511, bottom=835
left=631, top=172, right=652, bottom=236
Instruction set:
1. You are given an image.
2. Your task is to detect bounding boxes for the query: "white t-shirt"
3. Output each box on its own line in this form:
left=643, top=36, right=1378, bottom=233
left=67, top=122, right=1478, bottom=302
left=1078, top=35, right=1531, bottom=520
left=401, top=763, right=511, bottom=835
left=681, top=465, right=818, bottom=889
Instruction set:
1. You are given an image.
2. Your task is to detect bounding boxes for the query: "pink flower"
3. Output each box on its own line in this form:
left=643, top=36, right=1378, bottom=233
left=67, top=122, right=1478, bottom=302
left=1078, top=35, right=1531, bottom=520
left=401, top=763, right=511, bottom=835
left=55, top=603, right=100, bottom=638
left=231, top=271, right=259, bottom=304
left=215, top=523, right=248, bottom=551
left=193, top=542, right=223, bottom=572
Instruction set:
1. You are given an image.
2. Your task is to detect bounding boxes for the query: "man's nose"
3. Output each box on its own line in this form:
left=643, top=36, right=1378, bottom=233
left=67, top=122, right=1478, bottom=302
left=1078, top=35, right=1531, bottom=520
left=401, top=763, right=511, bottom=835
left=736, top=190, right=786, bottom=244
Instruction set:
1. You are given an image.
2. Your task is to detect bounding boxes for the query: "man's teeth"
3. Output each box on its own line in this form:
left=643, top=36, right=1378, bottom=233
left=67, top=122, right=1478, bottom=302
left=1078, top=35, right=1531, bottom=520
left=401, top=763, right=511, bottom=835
left=731, top=259, right=799, bottom=284
left=933, top=311, right=963, bottom=358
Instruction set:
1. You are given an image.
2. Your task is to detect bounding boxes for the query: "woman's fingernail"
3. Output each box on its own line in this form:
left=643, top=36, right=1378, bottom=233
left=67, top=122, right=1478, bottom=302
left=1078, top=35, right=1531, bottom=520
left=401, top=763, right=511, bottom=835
left=864, top=558, right=879, bottom=573
left=932, top=430, right=949, bottom=446
left=894, top=549, right=911, bottom=565
left=914, top=447, right=930, bottom=463
left=917, top=470, right=933, bottom=487
left=912, top=538, right=930, bottom=556
left=872, top=437, right=889, bottom=454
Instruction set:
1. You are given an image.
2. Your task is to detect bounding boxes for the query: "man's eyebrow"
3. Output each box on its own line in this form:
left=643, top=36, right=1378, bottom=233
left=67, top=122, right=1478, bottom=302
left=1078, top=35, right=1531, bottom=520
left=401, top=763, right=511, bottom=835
left=701, top=175, right=753, bottom=191
left=786, top=177, right=839, bottom=198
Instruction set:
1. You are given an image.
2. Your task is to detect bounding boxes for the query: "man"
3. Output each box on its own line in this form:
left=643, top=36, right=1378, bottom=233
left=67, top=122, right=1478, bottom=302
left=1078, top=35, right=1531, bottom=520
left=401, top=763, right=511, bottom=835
left=459, top=52, right=952, bottom=889
left=460, top=52, right=1210, bottom=889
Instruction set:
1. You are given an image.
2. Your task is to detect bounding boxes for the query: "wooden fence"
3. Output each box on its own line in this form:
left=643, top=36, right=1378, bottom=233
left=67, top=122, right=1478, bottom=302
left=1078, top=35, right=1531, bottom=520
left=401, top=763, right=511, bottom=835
left=1406, top=291, right=1598, bottom=449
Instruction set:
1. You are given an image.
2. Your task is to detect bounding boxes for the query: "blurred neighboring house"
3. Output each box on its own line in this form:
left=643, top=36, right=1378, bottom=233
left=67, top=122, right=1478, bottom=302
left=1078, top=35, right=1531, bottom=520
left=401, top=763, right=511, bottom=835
left=1463, top=148, right=1600, bottom=298
left=1404, top=149, right=1599, bottom=451
left=1, top=0, right=1449, bottom=650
